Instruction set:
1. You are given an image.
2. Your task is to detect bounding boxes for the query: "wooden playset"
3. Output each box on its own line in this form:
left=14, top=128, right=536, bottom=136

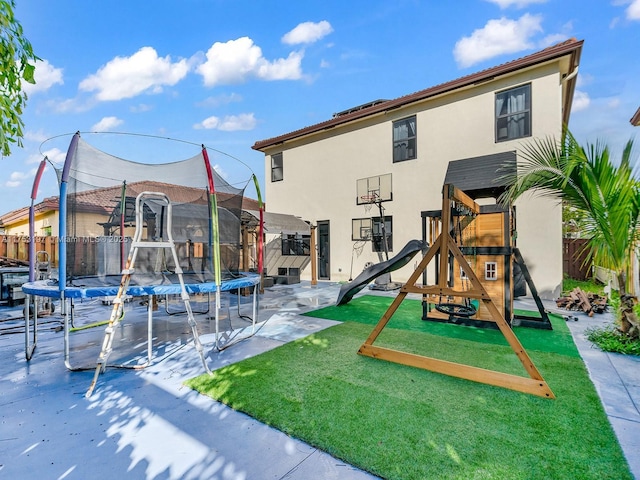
left=357, top=184, right=555, bottom=399
left=421, top=198, right=551, bottom=330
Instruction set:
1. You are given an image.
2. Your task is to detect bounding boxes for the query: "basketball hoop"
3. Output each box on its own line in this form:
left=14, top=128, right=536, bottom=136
left=360, top=194, right=377, bottom=213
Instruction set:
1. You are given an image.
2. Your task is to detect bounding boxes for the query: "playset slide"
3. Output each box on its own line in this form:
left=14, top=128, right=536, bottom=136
left=336, top=239, right=426, bottom=306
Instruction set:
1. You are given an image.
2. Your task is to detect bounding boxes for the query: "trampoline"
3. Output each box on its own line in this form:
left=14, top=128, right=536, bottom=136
left=22, top=273, right=260, bottom=370
left=22, top=132, right=266, bottom=384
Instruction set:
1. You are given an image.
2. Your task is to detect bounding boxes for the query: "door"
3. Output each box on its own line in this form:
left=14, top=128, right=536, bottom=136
left=318, top=220, right=330, bottom=279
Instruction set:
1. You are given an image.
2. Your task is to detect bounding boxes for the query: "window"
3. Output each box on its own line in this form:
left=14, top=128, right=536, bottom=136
left=495, top=84, right=531, bottom=142
left=271, top=153, right=283, bottom=182
left=281, top=234, right=310, bottom=256
left=351, top=218, right=372, bottom=241
left=372, top=216, right=393, bottom=252
left=485, top=262, right=498, bottom=280
left=392, top=116, right=416, bottom=162
left=42, top=226, right=52, bottom=236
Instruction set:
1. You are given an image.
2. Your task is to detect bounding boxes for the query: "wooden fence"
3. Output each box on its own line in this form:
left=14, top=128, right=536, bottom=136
left=0, top=235, right=58, bottom=267
left=0, top=235, right=239, bottom=277
left=563, top=238, right=591, bottom=281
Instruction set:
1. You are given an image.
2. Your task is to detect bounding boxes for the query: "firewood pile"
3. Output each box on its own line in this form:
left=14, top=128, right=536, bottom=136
left=555, top=287, right=608, bottom=317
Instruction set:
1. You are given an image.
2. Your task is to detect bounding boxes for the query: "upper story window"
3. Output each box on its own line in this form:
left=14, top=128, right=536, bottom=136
left=495, top=84, right=531, bottom=142
left=392, top=116, right=416, bottom=162
left=271, top=153, right=283, bottom=182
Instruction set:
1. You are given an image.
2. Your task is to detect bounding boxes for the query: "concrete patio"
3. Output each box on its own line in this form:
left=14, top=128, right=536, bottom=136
left=1, top=281, right=638, bottom=479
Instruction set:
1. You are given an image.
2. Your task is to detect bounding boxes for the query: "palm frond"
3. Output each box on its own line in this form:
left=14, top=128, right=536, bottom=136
left=502, top=131, right=639, bottom=285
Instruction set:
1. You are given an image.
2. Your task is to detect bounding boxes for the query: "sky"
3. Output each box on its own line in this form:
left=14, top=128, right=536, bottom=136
left=1, top=0, right=639, bottom=215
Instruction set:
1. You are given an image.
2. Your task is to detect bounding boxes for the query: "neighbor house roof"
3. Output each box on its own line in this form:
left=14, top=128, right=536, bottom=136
left=0, top=181, right=260, bottom=228
left=0, top=197, right=58, bottom=228
left=252, top=38, right=583, bottom=152
left=631, top=107, right=640, bottom=126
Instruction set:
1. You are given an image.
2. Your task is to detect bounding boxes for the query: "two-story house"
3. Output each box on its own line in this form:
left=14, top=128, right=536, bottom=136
left=253, top=39, right=583, bottom=299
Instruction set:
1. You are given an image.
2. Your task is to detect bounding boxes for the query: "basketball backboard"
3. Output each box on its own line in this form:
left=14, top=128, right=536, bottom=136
left=352, top=218, right=372, bottom=240
left=356, top=173, right=392, bottom=205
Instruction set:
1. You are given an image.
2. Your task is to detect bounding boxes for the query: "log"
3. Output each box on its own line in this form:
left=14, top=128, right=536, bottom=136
left=573, top=288, right=594, bottom=316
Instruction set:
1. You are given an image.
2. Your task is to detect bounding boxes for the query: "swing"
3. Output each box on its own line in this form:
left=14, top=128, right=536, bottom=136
left=435, top=300, right=477, bottom=317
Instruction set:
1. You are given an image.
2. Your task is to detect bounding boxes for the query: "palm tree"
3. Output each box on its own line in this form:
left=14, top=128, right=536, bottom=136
left=500, top=130, right=640, bottom=336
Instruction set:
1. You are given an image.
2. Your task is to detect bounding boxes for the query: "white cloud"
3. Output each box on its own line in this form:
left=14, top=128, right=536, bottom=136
left=92, top=116, right=124, bottom=131
left=46, top=97, right=88, bottom=114
left=281, top=21, right=333, bottom=45
left=130, top=103, right=154, bottom=113
left=22, top=59, right=63, bottom=95
left=42, top=147, right=66, bottom=165
left=197, top=93, right=243, bottom=108
left=539, top=33, right=569, bottom=47
left=24, top=130, right=50, bottom=143
left=196, top=37, right=303, bottom=87
left=212, top=163, right=227, bottom=179
left=79, top=47, right=189, bottom=101
left=485, top=0, right=547, bottom=8
left=627, top=0, right=640, bottom=20
left=572, top=90, right=590, bottom=112
left=607, top=98, right=621, bottom=109
left=453, top=14, right=543, bottom=68
left=24, top=151, right=45, bottom=165
left=194, top=113, right=256, bottom=131
left=5, top=167, right=40, bottom=188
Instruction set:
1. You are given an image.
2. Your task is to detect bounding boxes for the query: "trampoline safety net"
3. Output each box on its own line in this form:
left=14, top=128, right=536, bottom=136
left=56, top=133, right=246, bottom=288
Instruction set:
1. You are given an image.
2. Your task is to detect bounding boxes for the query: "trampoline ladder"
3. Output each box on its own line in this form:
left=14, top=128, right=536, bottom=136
left=86, top=192, right=212, bottom=398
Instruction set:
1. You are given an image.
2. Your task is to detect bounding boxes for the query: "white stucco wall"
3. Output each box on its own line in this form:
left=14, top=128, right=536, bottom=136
left=262, top=63, right=565, bottom=299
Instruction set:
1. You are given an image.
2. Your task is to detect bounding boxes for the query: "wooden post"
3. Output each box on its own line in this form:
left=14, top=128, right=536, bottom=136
left=242, top=226, right=249, bottom=272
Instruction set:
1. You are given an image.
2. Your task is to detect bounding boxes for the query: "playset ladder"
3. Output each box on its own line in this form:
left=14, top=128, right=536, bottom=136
left=86, top=192, right=211, bottom=398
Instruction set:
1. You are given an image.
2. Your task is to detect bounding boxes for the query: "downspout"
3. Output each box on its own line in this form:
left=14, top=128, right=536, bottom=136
left=561, top=66, right=579, bottom=130
left=562, top=66, right=579, bottom=85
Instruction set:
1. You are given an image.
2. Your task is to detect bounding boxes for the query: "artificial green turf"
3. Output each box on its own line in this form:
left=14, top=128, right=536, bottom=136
left=187, top=317, right=631, bottom=479
left=303, top=294, right=580, bottom=358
